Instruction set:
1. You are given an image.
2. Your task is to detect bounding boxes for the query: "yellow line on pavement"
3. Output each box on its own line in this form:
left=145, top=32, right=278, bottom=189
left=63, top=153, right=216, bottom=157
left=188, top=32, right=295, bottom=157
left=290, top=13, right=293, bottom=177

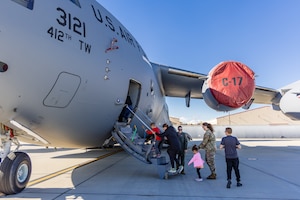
left=27, top=148, right=123, bottom=187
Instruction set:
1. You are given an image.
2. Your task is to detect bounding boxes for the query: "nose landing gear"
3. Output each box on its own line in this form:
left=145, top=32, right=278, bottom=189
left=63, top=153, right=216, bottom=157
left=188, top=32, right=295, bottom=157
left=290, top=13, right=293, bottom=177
left=0, top=152, right=31, bottom=194
left=0, top=129, right=32, bottom=195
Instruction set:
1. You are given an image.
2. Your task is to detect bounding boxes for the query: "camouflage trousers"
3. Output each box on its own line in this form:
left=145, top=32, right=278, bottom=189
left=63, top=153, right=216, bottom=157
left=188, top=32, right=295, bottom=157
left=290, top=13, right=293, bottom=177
left=205, top=150, right=216, bottom=174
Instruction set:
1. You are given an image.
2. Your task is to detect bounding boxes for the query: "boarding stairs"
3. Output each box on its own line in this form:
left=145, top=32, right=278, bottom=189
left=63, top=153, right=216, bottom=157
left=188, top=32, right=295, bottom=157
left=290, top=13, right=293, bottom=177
left=112, top=105, right=157, bottom=164
left=112, top=122, right=174, bottom=179
left=112, top=122, right=155, bottom=164
left=111, top=106, right=172, bottom=178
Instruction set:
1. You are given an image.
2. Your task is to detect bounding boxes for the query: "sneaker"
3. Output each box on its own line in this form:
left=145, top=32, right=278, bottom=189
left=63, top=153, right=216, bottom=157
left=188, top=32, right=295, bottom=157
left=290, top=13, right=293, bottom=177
left=226, top=180, right=232, bottom=188
left=168, top=168, right=176, bottom=173
left=144, top=141, right=151, bottom=145
left=237, top=182, right=243, bottom=187
left=178, top=165, right=184, bottom=174
left=195, top=178, right=203, bottom=182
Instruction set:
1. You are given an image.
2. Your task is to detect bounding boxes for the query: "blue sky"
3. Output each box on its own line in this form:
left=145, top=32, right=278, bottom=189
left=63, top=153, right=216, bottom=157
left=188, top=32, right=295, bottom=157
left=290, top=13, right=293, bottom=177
left=97, top=0, right=300, bottom=122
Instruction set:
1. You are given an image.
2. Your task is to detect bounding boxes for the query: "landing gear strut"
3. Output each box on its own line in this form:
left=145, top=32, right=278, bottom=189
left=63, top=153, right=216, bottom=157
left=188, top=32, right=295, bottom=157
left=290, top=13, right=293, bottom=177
left=0, top=129, right=32, bottom=195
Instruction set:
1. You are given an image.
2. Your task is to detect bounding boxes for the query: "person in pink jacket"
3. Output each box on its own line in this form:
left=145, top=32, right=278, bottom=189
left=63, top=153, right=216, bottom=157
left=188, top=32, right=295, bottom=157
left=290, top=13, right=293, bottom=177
left=188, top=145, right=205, bottom=181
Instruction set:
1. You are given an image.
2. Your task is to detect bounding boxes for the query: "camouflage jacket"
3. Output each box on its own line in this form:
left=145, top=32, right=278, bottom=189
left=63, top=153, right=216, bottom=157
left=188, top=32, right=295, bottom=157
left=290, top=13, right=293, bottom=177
left=199, top=130, right=216, bottom=152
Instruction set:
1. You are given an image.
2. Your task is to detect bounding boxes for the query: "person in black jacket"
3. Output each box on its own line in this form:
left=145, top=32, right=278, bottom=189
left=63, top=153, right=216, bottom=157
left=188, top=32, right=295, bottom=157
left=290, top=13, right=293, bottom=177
left=118, top=96, right=133, bottom=123
left=177, top=126, right=189, bottom=174
left=161, top=123, right=182, bottom=173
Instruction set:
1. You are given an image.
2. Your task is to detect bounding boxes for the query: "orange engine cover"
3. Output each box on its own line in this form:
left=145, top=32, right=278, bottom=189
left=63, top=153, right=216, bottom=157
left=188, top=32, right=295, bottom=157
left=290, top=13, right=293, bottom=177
left=203, top=61, right=255, bottom=111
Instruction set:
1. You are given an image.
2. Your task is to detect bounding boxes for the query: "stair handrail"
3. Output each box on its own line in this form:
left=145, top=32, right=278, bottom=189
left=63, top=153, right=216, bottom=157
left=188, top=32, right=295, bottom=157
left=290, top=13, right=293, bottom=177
left=126, top=105, right=156, bottom=134
left=134, top=107, right=152, bottom=124
left=126, top=104, right=156, bottom=139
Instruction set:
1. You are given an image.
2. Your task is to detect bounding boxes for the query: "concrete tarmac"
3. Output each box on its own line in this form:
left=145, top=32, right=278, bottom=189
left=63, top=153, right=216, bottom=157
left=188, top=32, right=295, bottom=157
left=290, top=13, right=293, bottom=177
left=1, top=139, right=300, bottom=200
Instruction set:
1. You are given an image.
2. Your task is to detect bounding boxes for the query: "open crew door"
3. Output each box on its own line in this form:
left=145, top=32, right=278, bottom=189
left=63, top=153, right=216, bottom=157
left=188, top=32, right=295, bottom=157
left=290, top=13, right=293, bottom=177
left=118, top=80, right=140, bottom=123
left=127, top=79, right=141, bottom=114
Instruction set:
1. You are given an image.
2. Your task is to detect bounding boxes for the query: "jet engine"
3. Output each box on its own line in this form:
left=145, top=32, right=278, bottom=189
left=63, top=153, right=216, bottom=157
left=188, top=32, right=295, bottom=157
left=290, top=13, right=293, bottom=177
left=202, top=61, right=255, bottom=111
left=279, top=81, right=300, bottom=120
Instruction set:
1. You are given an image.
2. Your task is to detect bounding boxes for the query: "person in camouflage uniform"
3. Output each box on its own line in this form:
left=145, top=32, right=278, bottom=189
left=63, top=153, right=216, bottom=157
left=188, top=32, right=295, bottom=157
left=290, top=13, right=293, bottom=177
left=198, top=122, right=217, bottom=179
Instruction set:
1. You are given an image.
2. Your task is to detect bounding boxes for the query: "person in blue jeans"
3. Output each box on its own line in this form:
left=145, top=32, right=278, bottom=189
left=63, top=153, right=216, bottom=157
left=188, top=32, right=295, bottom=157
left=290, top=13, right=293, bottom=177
left=220, top=127, right=242, bottom=188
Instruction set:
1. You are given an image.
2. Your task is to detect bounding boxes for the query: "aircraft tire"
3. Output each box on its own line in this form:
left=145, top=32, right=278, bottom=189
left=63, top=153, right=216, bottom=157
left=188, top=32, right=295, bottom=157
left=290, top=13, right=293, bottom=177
left=0, top=152, right=32, bottom=195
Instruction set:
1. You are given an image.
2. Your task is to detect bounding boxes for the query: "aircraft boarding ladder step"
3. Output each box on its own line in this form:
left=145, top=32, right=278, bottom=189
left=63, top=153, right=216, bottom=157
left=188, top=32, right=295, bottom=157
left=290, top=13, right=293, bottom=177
left=112, top=122, right=155, bottom=164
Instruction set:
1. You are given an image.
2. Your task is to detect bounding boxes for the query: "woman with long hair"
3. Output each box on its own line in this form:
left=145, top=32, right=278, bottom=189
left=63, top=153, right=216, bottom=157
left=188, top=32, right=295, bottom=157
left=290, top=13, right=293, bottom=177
left=199, top=122, right=217, bottom=179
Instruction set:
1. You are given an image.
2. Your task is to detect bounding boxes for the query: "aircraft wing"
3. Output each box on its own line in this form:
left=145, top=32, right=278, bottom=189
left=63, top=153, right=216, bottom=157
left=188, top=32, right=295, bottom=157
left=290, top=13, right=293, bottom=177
left=151, top=62, right=279, bottom=105
left=152, top=62, right=207, bottom=99
left=252, top=85, right=280, bottom=104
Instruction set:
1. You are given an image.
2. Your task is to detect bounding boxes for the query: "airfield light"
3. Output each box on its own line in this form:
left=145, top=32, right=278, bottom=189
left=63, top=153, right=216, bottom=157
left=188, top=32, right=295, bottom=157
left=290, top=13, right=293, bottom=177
left=0, top=62, right=8, bottom=72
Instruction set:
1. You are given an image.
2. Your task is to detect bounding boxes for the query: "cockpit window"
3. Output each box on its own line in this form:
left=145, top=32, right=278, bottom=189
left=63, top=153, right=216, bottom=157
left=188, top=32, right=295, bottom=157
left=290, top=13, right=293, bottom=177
left=70, top=0, right=81, bottom=8
left=11, top=0, right=34, bottom=10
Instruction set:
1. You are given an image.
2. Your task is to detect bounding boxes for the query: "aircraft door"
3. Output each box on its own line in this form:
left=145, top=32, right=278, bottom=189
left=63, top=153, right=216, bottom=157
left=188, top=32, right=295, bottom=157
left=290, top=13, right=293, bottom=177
left=127, top=79, right=141, bottom=112
left=118, top=80, right=141, bottom=122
